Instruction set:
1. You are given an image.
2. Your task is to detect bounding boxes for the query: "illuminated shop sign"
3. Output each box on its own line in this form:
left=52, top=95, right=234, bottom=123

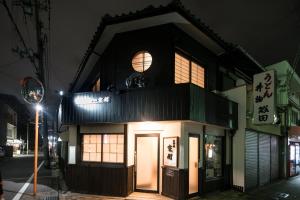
left=74, top=96, right=111, bottom=105
left=163, top=137, right=178, bottom=167
left=253, top=70, right=277, bottom=124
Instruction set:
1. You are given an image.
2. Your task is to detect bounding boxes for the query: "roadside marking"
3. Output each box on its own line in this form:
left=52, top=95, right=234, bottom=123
left=12, top=161, right=44, bottom=200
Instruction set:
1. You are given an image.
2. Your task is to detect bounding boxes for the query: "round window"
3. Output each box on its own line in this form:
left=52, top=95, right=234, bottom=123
left=132, top=51, right=152, bottom=72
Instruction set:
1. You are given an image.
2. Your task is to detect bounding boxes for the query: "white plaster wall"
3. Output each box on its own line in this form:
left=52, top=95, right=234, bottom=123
left=59, top=130, right=69, bottom=142
left=68, top=125, right=77, bottom=164
left=127, top=121, right=182, bottom=193
left=222, top=85, right=247, bottom=190
left=68, top=125, right=77, bottom=146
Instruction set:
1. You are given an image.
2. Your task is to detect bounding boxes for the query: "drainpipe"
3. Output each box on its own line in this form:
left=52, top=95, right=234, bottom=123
left=284, top=107, right=289, bottom=178
left=27, top=123, right=29, bottom=155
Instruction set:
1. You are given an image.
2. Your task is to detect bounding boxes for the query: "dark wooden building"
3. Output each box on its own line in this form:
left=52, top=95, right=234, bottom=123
left=58, top=1, right=262, bottom=199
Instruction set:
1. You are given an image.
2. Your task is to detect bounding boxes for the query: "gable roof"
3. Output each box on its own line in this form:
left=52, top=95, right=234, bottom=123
left=69, top=0, right=263, bottom=92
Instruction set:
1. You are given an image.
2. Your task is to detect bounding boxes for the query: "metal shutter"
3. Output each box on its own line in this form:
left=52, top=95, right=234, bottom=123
left=271, top=136, right=279, bottom=181
left=245, top=131, right=258, bottom=190
left=259, top=134, right=271, bottom=186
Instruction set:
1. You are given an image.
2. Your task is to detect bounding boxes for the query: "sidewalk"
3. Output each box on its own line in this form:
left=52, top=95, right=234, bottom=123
left=57, top=177, right=300, bottom=200
left=13, top=162, right=300, bottom=200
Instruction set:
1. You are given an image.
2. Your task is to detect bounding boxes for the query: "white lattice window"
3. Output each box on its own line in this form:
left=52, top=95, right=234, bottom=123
left=175, top=53, right=205, bottom=88
left=191, top=62, right=205, bottom=88
left=132, top=51, right=152, bottom=72
left=82, top=134, right=124, bottom=163
left=82, top=135, right=102, bottom=162
left=175, top=53, right=190, bottom=84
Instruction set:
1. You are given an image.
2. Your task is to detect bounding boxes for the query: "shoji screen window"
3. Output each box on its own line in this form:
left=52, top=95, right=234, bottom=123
left=191, top=62, right=205, bottom=88
left=82, top=135, right=102, bottom=162
left=103, top=134, right=124, bottom=163
left=175, top=53, right=205, bottom=88
left=82, top=134, right=124, bottom=164
left=175, top=53, right=190, bottom=84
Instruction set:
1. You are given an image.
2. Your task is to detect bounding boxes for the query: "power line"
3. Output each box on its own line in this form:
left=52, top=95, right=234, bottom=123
left=287, top=43, right=300, bottom=88
left=1, top=0, right=38, bottom=72
left=0, top=59, right=22, bottom=68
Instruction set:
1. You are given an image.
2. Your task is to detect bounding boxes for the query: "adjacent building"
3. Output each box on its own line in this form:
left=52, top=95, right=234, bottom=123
left=266, top=61, right=300, bottom=177
left=58, top=1, right=263, bottom=199
left=0, top=94, right=30, bottom=156
left=221, top=60, right=300, bottom=192
left=223, top=82, right=282, bottom=192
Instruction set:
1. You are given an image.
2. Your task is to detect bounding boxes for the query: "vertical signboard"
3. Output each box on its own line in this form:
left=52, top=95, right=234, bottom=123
left=253, top=70, right=277, bottom=124
left=163, top=137, right=178, bottom=167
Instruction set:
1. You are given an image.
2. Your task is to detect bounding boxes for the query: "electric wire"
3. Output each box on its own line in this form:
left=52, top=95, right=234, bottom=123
left=44, top=1, right=50, bottom=91
left=23, top=11, right=34, bottom=50
left=287, top=43, right=300, bottom=88
left=0, top=59, right=23, bottom=68
left=1, top=0, right=38, bottom=72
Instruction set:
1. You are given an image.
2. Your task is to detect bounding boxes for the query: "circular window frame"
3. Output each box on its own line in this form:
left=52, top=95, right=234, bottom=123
left=131, top=51, right=152, bottom=72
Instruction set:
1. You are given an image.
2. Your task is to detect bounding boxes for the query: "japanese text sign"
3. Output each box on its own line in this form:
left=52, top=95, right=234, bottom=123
left=163, top=137, right=178, bottom=167
left=253, top=70, right=277, bottom=124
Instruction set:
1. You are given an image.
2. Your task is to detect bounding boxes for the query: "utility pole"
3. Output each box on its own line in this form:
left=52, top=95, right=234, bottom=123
left=34, top=0, right=50, bottom=169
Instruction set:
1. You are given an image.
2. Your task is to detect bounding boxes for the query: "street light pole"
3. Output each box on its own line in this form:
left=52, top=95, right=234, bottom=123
left=33, top=108, right=39, bottom=195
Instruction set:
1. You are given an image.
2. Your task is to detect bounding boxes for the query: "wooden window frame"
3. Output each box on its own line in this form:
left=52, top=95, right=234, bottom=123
left=132, top=51, right=152, bottom=73
left=81, top=133, right=125, bottom=165
left=174, top=52, right=205, bottom=88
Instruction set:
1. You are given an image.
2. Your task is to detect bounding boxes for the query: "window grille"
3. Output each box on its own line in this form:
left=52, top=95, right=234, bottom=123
left=132, top=51, right=152, bottom=72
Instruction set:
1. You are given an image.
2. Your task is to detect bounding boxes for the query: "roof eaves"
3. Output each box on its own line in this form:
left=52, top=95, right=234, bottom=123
left=69, top=0, right=234, bottom=92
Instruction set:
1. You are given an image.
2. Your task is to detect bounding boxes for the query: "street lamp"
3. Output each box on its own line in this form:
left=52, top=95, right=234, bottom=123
left=20, top=77, right=44, bottom=196
left=33, top=104, right=43, bottom=195
left=59, top=90, right=64, bottom=96
left=36, top=104, right=43, bottom=111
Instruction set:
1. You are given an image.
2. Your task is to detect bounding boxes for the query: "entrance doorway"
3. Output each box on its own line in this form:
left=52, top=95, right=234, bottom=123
left=289, top=143, right=300, bottom=176
left=135, top=134, right=160, bottom=192
left=189, top=135, right=199, bottom=195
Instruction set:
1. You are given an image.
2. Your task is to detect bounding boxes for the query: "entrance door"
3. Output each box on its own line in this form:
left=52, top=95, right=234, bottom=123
left=296, top=145, right=300, bottom=174
left=135, top=134, right=159, bottom=192
left=189, top=135, right=199, bottom=195
left=290, top=144, right=296, bottom=176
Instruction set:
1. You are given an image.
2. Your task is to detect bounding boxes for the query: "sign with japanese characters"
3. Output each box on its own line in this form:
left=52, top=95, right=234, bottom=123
left=253, top=70, right=277, bottom=124
left=163, top=137, right=178, bottom=167
left=74, top=95, right=111, bottom=105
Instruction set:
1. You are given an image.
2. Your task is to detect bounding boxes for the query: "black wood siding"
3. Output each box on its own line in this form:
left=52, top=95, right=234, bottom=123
left=66, top=165, right=134, bottom=196
left=81, top=24, right=219, bottom=93
left=61, top=84, right=237, bottom=129
left=162, top=167, right=188, bottom=200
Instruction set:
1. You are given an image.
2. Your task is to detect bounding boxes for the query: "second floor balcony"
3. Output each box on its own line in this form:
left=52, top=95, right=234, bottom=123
left=60, top=84, right=238, bottom=129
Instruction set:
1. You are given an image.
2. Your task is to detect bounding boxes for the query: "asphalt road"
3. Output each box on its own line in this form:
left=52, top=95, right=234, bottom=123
left=0, top=154, right=55, bottom=200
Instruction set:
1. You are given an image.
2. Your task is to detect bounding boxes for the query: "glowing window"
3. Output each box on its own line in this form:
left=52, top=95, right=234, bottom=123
left=82, top=134, right=124, bottom=163
left=175, top=53, right=190, bottom=84
left=92, top=78, right=100, bottom=92
left=175, top=53, right=205, bottom=88
left=103, top=134, right=124, bottom=163
left=132, top=51, right=152, bottom=72
left=82, top=135, right=102, bottom=162
left=191, top=62, right=205, bottom=88
left=205, top=135, right=222, bottom=178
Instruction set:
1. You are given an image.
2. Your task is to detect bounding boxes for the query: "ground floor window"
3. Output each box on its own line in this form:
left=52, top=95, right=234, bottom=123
left=205, top=135, right=223, bottom=179
left=82, top=134, right=124, bottom=163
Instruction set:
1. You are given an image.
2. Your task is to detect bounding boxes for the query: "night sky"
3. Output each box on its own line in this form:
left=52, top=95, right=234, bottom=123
left=0, top=0, right=300, bottom=112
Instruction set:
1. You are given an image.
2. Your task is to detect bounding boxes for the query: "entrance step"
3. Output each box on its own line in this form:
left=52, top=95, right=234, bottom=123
left=126, top=192, right=173, bottom=200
